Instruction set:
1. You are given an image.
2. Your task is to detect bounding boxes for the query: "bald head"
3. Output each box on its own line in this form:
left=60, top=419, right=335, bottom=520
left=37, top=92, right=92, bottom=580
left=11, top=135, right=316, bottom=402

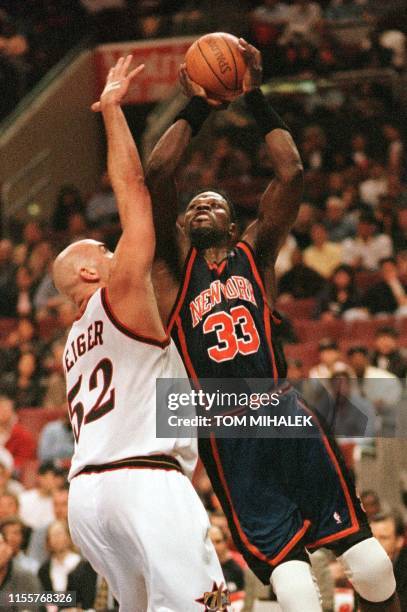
left=53, top=240, right=113, bottom=304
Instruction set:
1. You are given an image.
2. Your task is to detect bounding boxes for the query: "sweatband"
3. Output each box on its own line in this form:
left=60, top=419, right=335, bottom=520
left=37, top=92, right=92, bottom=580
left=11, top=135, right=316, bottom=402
left=174, top=96, right=211, bottom=136
left=244, top=88, right=289, bottom=136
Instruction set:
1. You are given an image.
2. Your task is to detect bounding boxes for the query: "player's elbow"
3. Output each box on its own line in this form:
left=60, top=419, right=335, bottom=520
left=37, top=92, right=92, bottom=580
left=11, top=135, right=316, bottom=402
left=145, top=156, right=173, bottom=182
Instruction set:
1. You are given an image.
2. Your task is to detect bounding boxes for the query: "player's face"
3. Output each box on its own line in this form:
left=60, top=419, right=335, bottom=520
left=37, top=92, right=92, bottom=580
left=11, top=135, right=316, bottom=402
left=184, top=192, right=233, bottom=249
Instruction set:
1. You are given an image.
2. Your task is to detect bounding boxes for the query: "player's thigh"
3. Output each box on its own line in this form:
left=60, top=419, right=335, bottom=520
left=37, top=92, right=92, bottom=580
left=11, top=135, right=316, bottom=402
left=68, top=475, right=148, bottom=608
left=112, top=470, right=224, bottom=611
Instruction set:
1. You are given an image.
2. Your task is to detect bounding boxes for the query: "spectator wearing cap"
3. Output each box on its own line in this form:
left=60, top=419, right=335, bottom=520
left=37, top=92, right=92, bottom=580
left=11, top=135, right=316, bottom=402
left=18, top=462, right=59, bottom=529
left=0, top=448, right=24, bottom=497
left=370, top=511, right=407, bottom=610
left=309, top=339, right=347, bottom=379
left=372, top=327, right=407, bottom=379
left=347, top=346, right=402, bottom=436
left=0, top=516, right=39, bottom=575
left=341, top=212, right=393, bottom=271
left=362, top=257, right=407, bottom=316
left=0, top=394, right=35, bottom=474
left=303, top=223, right=342, bottom=279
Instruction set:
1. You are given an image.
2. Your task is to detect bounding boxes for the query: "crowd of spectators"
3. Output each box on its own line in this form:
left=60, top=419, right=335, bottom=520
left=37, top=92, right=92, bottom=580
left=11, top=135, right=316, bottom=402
left=1, top=0, right=406, bottom=120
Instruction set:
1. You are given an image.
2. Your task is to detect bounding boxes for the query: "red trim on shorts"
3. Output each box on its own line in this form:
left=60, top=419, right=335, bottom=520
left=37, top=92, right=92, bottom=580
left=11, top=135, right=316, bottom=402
left=210, top=433, right=311, bottom=567
left=297, top=400, right=360, bottom=549
left=167, top=248, right=197, bottom=333
left=236, top=241, right=278, bottom=382
left=101, top=288, right=170, bottom=348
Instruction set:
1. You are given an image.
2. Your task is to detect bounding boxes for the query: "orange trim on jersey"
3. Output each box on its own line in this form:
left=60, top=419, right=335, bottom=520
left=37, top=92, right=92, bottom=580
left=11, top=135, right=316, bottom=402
left=206, top=258, right=227, bottom=276
left=101, top=288, right=170, bottom=348
left=297, top=400, right=360, bottom=548
left=167, top=248, right=197, bottom=333
left=176, top=318, right=200, bottom=382
left=237, top=241, right=278, bottom=382
left=210, top=433, right=311, bottom=567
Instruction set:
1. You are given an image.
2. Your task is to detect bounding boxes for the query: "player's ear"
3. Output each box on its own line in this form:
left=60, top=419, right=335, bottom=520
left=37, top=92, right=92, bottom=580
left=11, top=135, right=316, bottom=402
left=79, top=267, right=100, bottom=283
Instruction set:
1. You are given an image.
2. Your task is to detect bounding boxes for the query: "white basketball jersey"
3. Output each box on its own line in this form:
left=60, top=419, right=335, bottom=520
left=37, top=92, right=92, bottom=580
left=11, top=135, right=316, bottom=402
left=64, top=288, right=197, bottom=480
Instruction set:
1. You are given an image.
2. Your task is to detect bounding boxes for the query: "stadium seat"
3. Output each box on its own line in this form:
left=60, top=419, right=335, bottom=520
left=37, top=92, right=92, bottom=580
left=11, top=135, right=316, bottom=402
left=0, top=318, right=17, bottom=340
left=284, top=342, right=319, bottom=374
left=293, top=319, right=346, bottom=343
left=277, top=298, right=316, bottom=321
left=17, top=407, right=66, bottom=445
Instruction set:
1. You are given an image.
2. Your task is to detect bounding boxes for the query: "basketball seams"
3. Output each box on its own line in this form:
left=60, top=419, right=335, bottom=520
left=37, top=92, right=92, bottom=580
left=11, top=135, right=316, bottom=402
left=222, top=35, right=239, bottom=91
left=196, top=40, right=236, bottom=93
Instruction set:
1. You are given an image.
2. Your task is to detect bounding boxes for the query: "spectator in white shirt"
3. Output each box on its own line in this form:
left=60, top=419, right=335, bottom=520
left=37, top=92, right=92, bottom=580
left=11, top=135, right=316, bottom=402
left=38, top=520, right=81, bottom=593
left=341, top=212, right=393, bottom=270
left=347, top=346, right=403, bottom=436
left=18, top=462, right=60, bottom=529
left=359, top=162, right=388, bottom=208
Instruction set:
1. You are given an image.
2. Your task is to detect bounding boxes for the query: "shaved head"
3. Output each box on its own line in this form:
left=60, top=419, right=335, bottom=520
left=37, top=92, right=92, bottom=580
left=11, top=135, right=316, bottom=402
left=53, top=239, right=113, bottom=304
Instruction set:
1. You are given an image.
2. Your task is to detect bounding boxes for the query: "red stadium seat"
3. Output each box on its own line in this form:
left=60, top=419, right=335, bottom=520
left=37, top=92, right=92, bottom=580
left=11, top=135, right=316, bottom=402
left=284, top=342, right=319, bottom=374
left=20, top=459, right=40, bottom=490
left=344, top=318, right=395, bottom=344
left=17, top=407, right=66, bottom=445
left=277, top=298, right=316, bottom=320
left=355, top=271, right=382, bottom=293
left=0, top=318, right=17, bottom=341
left=293, top=319, right=346, bottom=343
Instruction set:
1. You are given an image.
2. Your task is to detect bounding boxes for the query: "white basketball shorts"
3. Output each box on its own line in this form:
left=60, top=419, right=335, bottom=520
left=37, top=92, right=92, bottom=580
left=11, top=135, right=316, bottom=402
left=68, top=467, right=225, bottom=612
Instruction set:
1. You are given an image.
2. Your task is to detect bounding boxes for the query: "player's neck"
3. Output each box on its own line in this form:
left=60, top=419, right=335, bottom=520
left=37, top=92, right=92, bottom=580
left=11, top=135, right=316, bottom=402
left=202, top=246, right=229, bottom=264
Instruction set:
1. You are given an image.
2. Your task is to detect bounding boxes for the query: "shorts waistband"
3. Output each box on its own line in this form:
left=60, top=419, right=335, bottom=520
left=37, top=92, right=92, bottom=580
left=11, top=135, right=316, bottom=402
left=76, top=454, right=183, bottom=477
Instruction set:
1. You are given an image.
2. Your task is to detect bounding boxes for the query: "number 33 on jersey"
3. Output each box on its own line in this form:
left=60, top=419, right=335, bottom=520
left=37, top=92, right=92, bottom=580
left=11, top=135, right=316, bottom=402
left=168, top=241, right=285, bottom=380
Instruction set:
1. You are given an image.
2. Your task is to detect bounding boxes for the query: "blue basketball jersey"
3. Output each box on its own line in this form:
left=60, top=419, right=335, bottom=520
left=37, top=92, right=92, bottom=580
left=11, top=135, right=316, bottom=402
left=168, top=240, right=285, bottom=380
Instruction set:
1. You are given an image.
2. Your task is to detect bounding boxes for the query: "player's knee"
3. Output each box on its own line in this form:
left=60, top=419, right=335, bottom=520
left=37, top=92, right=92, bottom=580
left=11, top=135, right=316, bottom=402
left=270, top=560, right=322, bottom=612
left=339, top=538, right=396, bottom=603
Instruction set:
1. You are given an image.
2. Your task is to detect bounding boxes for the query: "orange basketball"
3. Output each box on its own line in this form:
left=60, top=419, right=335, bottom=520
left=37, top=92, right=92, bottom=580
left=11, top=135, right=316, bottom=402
left=185, top=32, right=246, bottom=102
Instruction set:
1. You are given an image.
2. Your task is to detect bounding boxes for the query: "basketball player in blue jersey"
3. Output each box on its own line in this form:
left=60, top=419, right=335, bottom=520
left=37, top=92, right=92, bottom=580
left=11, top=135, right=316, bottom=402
left=144, top=40, right=400, bottom=611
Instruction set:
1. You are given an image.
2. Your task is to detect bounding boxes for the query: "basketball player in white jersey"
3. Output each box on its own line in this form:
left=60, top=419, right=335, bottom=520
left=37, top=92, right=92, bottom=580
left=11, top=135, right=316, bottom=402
left=53, top=56, right=226, bottom=612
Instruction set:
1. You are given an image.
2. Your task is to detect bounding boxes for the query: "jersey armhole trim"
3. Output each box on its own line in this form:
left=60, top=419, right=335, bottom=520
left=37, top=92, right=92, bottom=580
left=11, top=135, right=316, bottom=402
left=101, top=287, right=170, bottom=349
left=167, top=247, right=197, bottom=333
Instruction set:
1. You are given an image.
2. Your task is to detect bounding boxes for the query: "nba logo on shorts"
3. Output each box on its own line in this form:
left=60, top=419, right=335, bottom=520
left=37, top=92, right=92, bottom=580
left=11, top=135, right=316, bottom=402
left=196, top=582, right=230, bottom=611
left=333, top=512, right=342, bottom=524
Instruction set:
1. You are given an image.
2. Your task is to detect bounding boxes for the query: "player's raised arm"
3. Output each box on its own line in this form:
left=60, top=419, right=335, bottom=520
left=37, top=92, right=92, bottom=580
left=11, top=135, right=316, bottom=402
left=145, top=66, right=218, bottom=267
left=95, top=56, right=165, bottom=337
left=238, top=40, right=304, bottom=267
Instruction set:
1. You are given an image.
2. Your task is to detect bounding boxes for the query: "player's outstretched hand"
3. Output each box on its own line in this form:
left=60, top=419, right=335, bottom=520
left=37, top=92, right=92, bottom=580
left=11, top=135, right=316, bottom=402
left=238, top=38, right=262, bottom=92
left=179, top=64, right=225, bottom=108
left=91, top=55, right=144, bottom=112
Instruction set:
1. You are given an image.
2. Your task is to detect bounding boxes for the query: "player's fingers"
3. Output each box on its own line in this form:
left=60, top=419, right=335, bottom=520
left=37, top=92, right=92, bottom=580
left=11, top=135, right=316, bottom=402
left=91, top=101, right=101, bottom=112
left=113, top=56, right=125, bottom=78
left=122, top=54, right=133, bottom=76
left=128, top=63, right=145, bottom=80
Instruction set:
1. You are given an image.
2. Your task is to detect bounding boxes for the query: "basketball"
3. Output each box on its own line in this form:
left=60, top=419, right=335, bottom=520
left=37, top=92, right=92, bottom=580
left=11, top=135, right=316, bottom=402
left=185, top=32, right=246, bottom=102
